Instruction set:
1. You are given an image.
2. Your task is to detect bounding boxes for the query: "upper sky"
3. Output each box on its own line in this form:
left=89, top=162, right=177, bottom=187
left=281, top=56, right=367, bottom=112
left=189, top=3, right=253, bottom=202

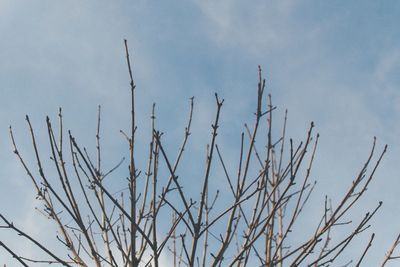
left=1, top=1, right=400, bottom=265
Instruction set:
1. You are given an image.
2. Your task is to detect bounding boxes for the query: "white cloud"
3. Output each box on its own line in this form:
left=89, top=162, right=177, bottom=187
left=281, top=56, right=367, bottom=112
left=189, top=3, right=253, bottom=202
left=192, top=0, right=300, bottom=54
left=374, top=50, right=400, bottom=82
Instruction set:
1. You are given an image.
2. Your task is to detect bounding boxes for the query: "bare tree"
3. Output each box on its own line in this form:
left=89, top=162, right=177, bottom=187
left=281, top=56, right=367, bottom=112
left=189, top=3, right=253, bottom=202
left=1, top=40, right=399, bottom=266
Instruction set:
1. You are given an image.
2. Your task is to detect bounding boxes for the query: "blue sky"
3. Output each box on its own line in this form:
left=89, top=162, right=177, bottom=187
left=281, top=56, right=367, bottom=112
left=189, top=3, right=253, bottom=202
left=1, top=1, right=400, bottom=266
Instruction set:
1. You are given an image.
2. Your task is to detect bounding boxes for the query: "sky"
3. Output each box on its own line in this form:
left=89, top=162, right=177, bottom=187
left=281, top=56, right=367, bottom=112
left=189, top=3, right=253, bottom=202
left=1, top=0, right=400, bottom=266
